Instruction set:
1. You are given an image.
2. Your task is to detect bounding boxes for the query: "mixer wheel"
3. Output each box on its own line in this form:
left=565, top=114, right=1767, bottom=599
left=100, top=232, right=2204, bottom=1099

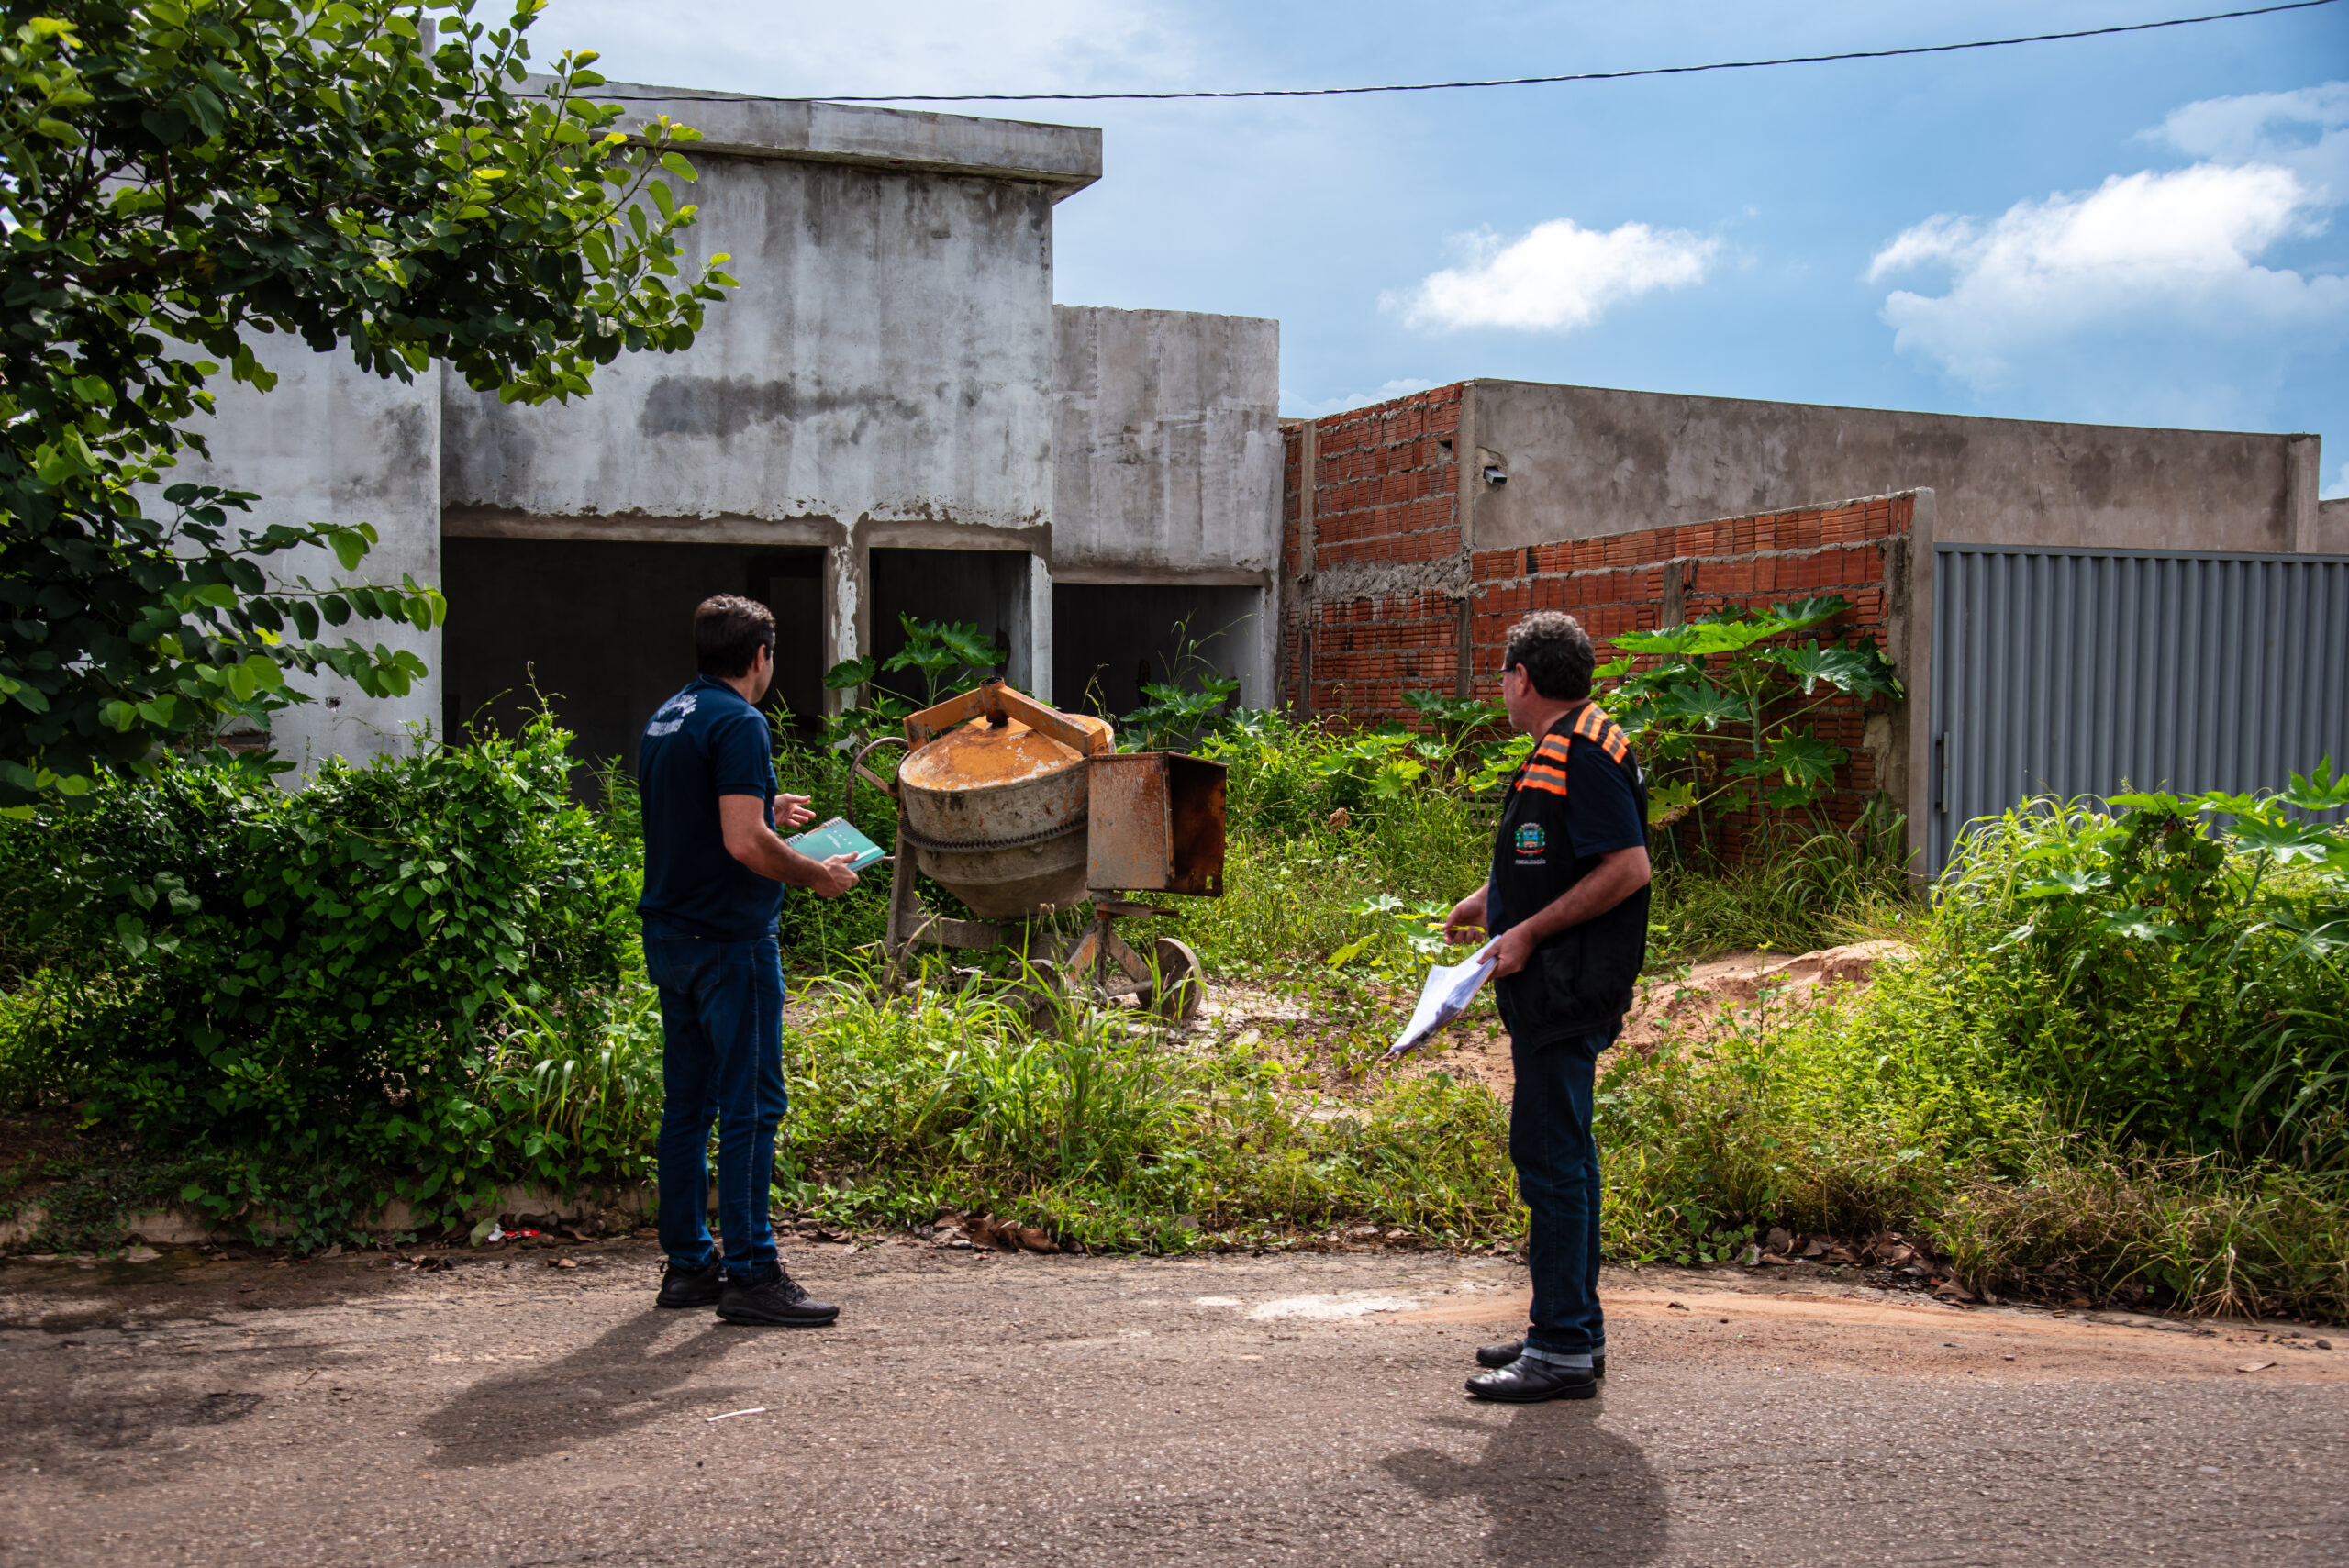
left=1144, top=937, right=1205, bottom=1021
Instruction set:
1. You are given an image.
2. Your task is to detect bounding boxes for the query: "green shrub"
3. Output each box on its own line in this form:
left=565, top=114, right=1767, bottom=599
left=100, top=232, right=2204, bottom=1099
left=1594, top=972, right=2349, bottom=1319
left=1930, top=778, right=2349, bottom=1164
left=0, top=716, right=639, bottom=1230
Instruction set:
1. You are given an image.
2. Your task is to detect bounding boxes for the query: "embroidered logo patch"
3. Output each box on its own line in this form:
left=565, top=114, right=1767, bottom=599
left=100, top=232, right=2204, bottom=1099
left=1514, top=822, right=1547, bottom=857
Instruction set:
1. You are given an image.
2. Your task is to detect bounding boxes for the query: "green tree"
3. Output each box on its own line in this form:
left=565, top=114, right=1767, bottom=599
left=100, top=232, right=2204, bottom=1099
left=0, top=0, right=732, bottom=804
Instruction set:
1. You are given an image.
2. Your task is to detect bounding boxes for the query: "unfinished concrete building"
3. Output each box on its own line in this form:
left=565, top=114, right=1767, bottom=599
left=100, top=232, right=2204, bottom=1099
left=177, top=90, right=1283, bottom=777
left=172, top=80, right=2338, bottom=854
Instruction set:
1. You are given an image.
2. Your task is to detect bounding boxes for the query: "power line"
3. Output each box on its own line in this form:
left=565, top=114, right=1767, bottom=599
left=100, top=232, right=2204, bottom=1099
left=594, top=1, right=2340, bottom=107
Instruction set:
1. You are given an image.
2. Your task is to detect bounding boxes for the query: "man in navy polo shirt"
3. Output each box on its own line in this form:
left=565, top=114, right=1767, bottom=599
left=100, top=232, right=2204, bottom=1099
left=639, top=595, right=861, bottom=1326
left=1443, top=611, right=1652, bottom=1401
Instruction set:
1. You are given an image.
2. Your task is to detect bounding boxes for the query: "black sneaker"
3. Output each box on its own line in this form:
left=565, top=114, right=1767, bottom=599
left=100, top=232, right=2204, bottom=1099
left=1476, top=1339, right=1605, bottom=1377
left=716, top=1267, right=840, bottom=1327
left=1465, top=1356, right=1598, bottom=1403
left=656, top=1260, right=725, bottom=1309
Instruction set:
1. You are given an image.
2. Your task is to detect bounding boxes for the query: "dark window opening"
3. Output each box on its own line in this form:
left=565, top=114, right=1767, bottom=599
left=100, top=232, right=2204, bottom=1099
left=442, top=538, right=826, bottom=794
left=1052, top=584, right=1262, bottom=725
left=867, top=548, right=1033, bottom=705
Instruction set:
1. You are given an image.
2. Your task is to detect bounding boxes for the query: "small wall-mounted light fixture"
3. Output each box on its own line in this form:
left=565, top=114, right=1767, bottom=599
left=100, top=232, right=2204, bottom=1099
left=1483, top=464, right=1508, bottom=486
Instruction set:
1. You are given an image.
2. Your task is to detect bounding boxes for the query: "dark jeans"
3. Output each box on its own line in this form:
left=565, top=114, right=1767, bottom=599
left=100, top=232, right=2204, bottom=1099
left=1508, top=1029, right=1609, bottom=1356
left=644, top=925, right=787, bottom=1283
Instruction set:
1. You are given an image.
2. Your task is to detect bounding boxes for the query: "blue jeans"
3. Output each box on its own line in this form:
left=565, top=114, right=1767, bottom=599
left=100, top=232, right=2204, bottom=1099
left=1509, top=1029, right=1609, bottom=1356
left=644, top=926, right=787, bottom=1283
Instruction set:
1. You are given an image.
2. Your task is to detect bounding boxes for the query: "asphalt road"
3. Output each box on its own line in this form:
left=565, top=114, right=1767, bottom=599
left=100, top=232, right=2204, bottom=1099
left=3, top=1240, right=2343, bottom=1566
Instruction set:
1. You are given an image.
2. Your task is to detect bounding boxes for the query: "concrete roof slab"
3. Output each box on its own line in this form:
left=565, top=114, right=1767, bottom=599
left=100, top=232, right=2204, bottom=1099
left=591, top=83, right=1102, bottom=197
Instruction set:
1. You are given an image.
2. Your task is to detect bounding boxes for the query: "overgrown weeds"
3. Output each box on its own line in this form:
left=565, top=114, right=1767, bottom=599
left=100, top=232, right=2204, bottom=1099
left=5, top=688, right=2344, bottom=1326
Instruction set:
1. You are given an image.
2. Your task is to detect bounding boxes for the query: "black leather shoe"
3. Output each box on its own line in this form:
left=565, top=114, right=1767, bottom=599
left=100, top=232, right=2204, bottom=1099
left=1466, top=1356, right=1598, bottom=1403
left=655, top=1260, right=724, bottom=1309
left=1476, top=1339, right=1604, bottom=1377
left=716, top=1268, right=840, bottom=1327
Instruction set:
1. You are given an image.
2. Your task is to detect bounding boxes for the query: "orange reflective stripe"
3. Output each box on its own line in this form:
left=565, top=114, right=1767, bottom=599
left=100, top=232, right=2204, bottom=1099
left=1602, top=729, right=1629, bottom=763
left=1519, top=757, right=1570, bottom=792
left=1575, top=705, right=1607, bottom=740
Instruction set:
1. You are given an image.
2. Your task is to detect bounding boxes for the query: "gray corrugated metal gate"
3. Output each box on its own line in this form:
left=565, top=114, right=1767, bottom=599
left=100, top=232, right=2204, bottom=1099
left=1928, top=544, right=2349, bottom=876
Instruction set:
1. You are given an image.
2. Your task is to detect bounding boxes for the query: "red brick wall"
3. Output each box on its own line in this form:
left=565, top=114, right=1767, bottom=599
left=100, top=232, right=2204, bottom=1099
left=1278, top=419, right=1916, bottom=853
left=1282, top=385, right=1464, bottom=717
left=1468, top=495, right=1913, bottom=854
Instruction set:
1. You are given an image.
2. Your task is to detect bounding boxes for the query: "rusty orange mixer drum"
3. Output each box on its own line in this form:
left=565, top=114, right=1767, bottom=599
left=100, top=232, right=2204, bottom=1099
left=895, top=698, right=1115, bottom=918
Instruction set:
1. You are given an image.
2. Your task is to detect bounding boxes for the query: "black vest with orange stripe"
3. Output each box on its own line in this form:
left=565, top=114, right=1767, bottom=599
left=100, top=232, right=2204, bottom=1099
left=1488, top=702, right=1651, bottom=1047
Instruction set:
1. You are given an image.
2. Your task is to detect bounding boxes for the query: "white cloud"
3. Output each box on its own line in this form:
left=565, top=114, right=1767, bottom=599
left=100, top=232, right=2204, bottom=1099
left=1280, top=378, right=1439, bottom=418
left=2145, top=80, right=2349, bottom=200
left=2327, top=460, right=2349, bottom=501
left=1383, top=217, right=1718, bottom=333
left=1869, top=161, right=2349, bottom=389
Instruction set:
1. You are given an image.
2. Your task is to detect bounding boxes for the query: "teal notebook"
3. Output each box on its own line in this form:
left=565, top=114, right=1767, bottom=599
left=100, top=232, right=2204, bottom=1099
left=785, top=816, right=889, bottom=872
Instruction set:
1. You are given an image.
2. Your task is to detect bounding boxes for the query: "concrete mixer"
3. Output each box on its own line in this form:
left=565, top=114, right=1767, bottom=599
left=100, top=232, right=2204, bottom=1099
left=843, top=679, right=1225, bottom=1019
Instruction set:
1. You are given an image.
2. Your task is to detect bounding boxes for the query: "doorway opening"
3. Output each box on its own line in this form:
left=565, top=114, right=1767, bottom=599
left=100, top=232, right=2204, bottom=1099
left=442, top=538, right=827, bottom=789
left=866, top=548, right=1034, bottom=704
left=1052, top=583, right=1263, bottom=724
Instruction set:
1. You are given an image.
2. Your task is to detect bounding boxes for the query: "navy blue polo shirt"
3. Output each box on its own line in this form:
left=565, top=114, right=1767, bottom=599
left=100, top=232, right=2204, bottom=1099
left=635, top=676, right=784, bottom=941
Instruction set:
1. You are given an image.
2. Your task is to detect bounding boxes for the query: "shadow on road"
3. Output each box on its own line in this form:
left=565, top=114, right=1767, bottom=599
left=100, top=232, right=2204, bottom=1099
left=1383, top=1398, right=1664, bottom=1565
left=417, top=1308, right=751, bottom=1469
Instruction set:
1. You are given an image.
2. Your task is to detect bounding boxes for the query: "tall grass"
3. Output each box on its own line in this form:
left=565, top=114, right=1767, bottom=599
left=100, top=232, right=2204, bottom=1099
left=772, top=973, right=1518, bottom=1249
left=1598, top=981, right=2349, bottom=1319
left=10, top=712, right=2343, bottom=1321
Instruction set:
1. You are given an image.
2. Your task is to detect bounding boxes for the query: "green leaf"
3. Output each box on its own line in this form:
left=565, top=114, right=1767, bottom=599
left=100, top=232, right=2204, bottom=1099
left=1769, top=596, right=1849, bottom=633
left=2283, top=757, right=2349, bottom=814
left=1764, top=640, right=1898, bottom=698
left=2099, top=913, right=2184, bottom=942
left=1765, top=728, right=1844, bottom=786
left=1653, top=684, right=1745, bottom=728
left=2231, top=817, right=2339, bottom=865
left=1614, top=620, right=1778, bottom=659
left=2110, top=791, right=2187, bottom=816
left=328, top=528, right=371, bottom=573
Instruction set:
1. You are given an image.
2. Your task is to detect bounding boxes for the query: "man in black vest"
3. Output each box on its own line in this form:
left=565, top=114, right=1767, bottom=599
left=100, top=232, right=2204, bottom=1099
left=1443, top=611, right=1652, bottom=1401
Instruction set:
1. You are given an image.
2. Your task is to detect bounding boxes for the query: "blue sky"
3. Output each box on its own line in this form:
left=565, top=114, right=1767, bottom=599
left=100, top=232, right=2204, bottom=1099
left=535, top=1, right=2349, bottom=496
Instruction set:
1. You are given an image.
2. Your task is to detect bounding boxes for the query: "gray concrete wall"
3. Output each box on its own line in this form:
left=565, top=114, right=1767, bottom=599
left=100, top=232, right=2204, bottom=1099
left=2321, top=497, right=2349, bottom=555
left=1052, top=306, right=1283, bottom=579
left=441, top=88, right=1103, bottom=695
left=1463, top=380, right=2323, bottom=557
left=1051, top=306, right=1282, bottom=704
left=162, top=341, right=442, bottom=779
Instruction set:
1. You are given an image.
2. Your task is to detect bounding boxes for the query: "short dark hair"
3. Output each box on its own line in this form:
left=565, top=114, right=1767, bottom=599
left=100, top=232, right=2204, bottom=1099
left=1502, top=611, right=1596, bottom=701
left=694, top=595, right=775, bottom=677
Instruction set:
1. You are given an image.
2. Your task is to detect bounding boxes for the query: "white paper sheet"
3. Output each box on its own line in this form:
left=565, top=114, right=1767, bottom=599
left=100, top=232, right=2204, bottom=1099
left=1387, top=941, right=1497, bottom=1058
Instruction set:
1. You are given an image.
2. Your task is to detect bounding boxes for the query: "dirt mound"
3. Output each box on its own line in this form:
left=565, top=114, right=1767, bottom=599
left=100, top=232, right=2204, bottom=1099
left=1393, top=940, right=1917, bottom=1100
left=1618, top=939, right=1916, bottom=1054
